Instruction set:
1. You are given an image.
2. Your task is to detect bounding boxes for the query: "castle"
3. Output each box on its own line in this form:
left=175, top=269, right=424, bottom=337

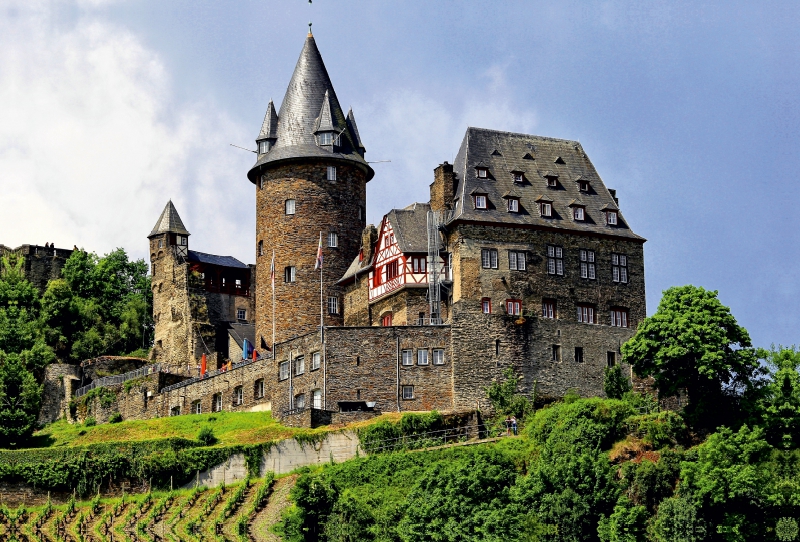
left=143, top=30, right=647, bottom=426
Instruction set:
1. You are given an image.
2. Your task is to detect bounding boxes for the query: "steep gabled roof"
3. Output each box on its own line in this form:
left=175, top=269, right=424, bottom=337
left=187, top=250, right=248, bottom=269
left=449, top=127, right=644, bottom=241
left=386, top=203, right=431, bottom=253
left=149, top=201, right=190, bottom=238
left=347, top=108, right=364, bottom=151
left=247, top=34, right=373, bottom=183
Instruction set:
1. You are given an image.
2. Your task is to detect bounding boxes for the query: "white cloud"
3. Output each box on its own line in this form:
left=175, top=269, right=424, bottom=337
left=361, top=65, right=537, bottom=224
left=0, top=1, right=255, bottom=264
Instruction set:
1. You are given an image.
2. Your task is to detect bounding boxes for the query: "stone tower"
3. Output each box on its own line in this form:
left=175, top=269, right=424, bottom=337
left=248, top=32, right=374, bottom=347
left=148, top=201, right=193, bottom=369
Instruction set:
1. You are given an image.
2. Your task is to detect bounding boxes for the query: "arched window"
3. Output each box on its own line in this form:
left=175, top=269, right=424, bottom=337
left=381, top=313, right=393, bottom=327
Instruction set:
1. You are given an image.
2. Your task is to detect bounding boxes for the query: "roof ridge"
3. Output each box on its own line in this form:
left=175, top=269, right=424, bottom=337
left=466, top=126, right=580, bottom=146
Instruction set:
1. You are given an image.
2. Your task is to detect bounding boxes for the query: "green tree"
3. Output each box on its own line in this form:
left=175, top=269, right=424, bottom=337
left=0, top=351, right=43, bottom=447
left=0, top=254, right=42, bottom=354
left=485, top=367, right=532, bottom=419
left=757, top=347, right=800, bottom=449
left=650, top=497, right=706, bottom=542
left=603, top=365, right=632, bottom=400
left=621, top=285, right=760, bottom=428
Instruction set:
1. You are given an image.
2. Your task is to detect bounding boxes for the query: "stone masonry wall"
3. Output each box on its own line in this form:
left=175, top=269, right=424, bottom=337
left=255, top=162, right=367, bottom=348
left=270, top=326, right=453, bottom=417
left=0, top=244, right=74, bottom=292
left=150, top=242, right=193, bottom=371
left=39, top=363, right=80, bottom=424
left=343, top=272, right=370, bottom=326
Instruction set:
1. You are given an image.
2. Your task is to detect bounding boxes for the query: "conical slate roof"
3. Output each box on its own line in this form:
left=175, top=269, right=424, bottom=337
left=347, top=108, right=364, bottom=151
left=247, top=34, right=373, bottom=183
left=257, top=100, right=279, bottom=140
left=148, top=201, right=190, bottom=238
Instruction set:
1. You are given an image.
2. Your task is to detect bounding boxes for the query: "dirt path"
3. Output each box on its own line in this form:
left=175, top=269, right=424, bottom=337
left=249, top=475, right=296, bottom=542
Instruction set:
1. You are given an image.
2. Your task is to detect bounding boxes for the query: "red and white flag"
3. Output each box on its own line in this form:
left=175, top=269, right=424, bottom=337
left=314, top=232, right=323, bottom=270
left=270, top=250, right=275, bottom=288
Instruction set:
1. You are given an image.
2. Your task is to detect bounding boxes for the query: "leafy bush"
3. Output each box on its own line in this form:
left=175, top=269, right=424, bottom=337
left=109, top=412, right=122, bottom=424
left=604, top=365, right=632, bottom=400
left=358, top=411, right=448, bottom=454
left=485, top=368, right=533, bottom=418
left=625, top=411, right=687, bottom=448
left=84, top=417, right=96, bottom=427
left=197, top=426, right=217, bottom=446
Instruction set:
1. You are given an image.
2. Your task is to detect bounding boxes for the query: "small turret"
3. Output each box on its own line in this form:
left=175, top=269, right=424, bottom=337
left=256, top=100, right=278, bottom=155
left=149, top=200, right=190, bottom=257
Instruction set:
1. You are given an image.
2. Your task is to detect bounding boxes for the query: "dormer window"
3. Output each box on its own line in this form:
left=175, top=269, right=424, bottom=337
left=540, top=202, right=552, bottom=217
left=319, top=132, right=333, bottom=145
left=607, top=211, right=618, bottom=225
left=573, top=207, right=585, bottom=221
left=507, top=198, right=519, bottom=213
left=578, top=181, right=590, bottom=192
left=477, top=167, right=488, bottom=179
left=545, top=175, right=558, bottom=188
left=474, top=195, right=487, bottom=209
left=258, top=141, right=271, bottom=154
left=512, top=172, right=524, bottom=183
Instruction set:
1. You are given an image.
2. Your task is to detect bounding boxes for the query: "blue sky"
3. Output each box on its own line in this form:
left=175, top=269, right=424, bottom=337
left=2, top=1, right=798, bottom=348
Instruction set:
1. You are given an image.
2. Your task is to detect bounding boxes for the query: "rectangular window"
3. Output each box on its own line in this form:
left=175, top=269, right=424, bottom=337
left=607, top=211, right=618, bottom=225
left=474, top=195, right=487, bottom=209
left=258, top=240, right=264, bottom=256
left=552, top=344, right=562, bottom=362
left=327, top=166, right=337, bottom=181
left=319, top=132, right=332, bottom=145
left=256, top=379, right=265, bottom=398
left=295, top=355, right=305, bottom=375
left=381, top=313, right=393, bottom=327
left=312, top=352, right=321, bottom=370
left=284, top=266, right=296, bottom=283
left=433, top=349, right=445, bottom=365
left=540, top=202, right=552, bottom=217
left=285, top=199, right=296, bottom=215
left=481, top=249, right=498, bottom=269
left=547, top=245, right=564, bottom=276
left=386, top=259, right=399, bottom=280
left=506, top=299, right=521, bottom=316
left=577, top=304, right=595, bottom=324
left=579, top=250, right=596, bottom=280
left=402, top=349, right=413, bottom=366
left=513, top=172, right=523, bottom=183
left=507, top=198, right=519, bottom=212
left=573, top=207, right=585, bottom=221
left=295, top=393, right=306, bottom=409
left=412, top=256, right=426, bottom=274
left=328, top=232, right=338, bottom=248
left=191, top=400, right=201, bottom=414
left=481, top=298, right=492, bottom=314
left=417, top=349, right=429, bottom=365
left=279, top=361, right=289, bottom=380
left=542, top=299, right=556, bottom=319
left=180, top=236, right=188, bottom=246
left=234, top=386, right=243, bottom=406
left=612, top=254, right=628, bottom=283
left=402, top=385, right=414, bottom=399
left=610, top=308, right=629, bottom=328
left=477, top=168, right=488, bottom=178
left=259, top=140, right=270, bottom=154
left=327, top=296, right=339, bottom=315
left=158, top=239, right=163, bottom=248
left=547, top=176, right=558, bottom=187
left=237, top=308, right=246, bottom=320
left=312, top=389, right=322, bottom=409
left=508, top=251, right=526, bottom=271
left=151, top=263, right=156, bottom=275
left=213, top=393, right=222, bottom=412
left=575, top=347, right=584, bottom=363
left=607, top=352, right=617, bottom=367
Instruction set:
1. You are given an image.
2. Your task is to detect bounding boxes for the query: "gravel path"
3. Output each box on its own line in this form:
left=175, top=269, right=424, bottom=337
left=250, top=475, right=297, bottom=542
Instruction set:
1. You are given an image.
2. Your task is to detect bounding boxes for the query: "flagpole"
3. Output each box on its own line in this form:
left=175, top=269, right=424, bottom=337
left=319, top=232, right=324, bottom=344
left=272, top=250, right=276, bottom=351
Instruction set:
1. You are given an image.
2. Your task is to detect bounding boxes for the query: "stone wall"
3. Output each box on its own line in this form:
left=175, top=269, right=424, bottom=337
left=0, top=244, right=74, bottom=292
left=343, top=272, right=370, bottom=326
left=270, top=325, right=453, bottom=418
left=39, top=363, right=80, bottom=424
left=80, top=356, right=147, bottom=383
left=255, top=162, right=367, bottom=347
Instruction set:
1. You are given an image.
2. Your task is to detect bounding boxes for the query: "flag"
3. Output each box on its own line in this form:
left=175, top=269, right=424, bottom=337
left=200, top=353, right=207, bottom=376
left=270, top=250, right=275, bottom=288
left=314, top=231, right=323, bottom=270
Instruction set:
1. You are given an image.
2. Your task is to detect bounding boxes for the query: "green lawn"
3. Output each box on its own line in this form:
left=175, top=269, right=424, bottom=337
left=30, top=411, right=311, bottom=448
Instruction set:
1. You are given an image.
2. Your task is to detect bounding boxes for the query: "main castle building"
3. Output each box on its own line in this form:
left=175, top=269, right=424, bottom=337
left=149, top=32, right=646, bottom=424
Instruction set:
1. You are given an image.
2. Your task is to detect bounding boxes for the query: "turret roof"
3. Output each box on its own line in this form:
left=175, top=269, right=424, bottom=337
left=257, top=100, right=279, bottom=140
left=149, top=201, right=190, bottom=238
left=248, top=34, right=373, bottom=182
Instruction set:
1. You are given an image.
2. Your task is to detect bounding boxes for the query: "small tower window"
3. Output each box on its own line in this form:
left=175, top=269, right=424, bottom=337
left=327, top=296, right=339, bottom=315
left=607, top=211, right=618, bottom=225
left=176, top=235, right=187, bottom=246
left=328, top=232, right=338, bottom=248
left=507, top=198, right=519, bottom=213
left=285, top=199, right=296, bottom=215
left=258, top=240, right=264, bottom=256
left=157, top=239, right=163, bottom=248
left=260, top=175, right=267, bottom=190
left=237, top=308, right=246, bottom=320
left=319, top=132, right=332, bottom=145
left=258, top=141, right=270, bottom=154
left=284, top=266, right=296, bottom=283
left=474, top=195, right=487, bottom=209
left=327, top=166, right=337, bottom=181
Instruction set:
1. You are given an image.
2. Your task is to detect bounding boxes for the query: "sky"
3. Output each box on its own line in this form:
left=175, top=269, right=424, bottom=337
left=1, top=0, right=799, bottom=348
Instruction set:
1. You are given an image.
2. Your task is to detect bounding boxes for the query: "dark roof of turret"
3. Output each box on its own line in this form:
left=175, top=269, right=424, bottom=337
left=247, top=34, right=373, bottom=183
left=449, top=127, right=645, bottom=241
left=257, top=100, right=278, bottom=140
left=149, top=201, right=190, bottom=238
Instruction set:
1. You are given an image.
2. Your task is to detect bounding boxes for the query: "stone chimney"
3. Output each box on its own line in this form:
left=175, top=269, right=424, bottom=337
left=361, top=224, right=378, bottom=263
left=430, top=162, right=456, bottom=212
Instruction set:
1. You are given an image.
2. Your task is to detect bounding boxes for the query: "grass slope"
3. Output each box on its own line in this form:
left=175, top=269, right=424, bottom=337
left=30, top=411, right=309, bottom=448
